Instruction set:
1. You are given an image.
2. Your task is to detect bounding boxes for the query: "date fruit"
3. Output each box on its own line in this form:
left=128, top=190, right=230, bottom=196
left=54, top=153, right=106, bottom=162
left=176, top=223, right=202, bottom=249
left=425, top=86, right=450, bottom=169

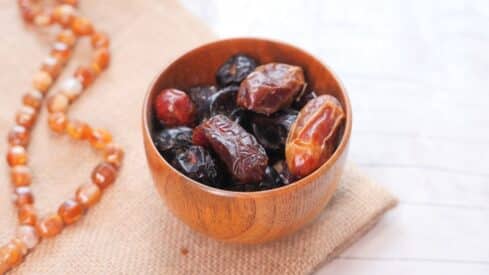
left=258, top=166, right=283, bottom=190
left=188, top=85, right=218, bottom=122
left=209, top=85, right=249, bottom=126
left=173, top=145, right=222, bottom=187
left=216, top=54, right=257, bottom=87
left=293, top=90, right=317, bottom=110
left=153, top=126, right=193, bottom=158
left=251, top=109, right=298, bottom=151
left=272, top=160, right=296, bottom=185
left=209, top=86, right=240, bottom=118
left=193, top=114, right=268, bottom=184
left=237, top=63, right=305, bottom=115
left=285, top=95, right=345, bottom=178
left=154, top=88, right=195, bottom=126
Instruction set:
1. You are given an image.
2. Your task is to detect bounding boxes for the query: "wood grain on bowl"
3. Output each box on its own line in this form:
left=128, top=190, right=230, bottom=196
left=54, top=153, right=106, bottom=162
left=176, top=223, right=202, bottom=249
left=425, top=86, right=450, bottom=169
left=142, top=38, right=352, bottom=244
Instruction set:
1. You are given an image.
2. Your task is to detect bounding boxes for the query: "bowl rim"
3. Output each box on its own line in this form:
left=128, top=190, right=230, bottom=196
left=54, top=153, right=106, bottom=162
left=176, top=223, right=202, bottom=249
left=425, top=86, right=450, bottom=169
left=142, top=37, right=352, bottom=199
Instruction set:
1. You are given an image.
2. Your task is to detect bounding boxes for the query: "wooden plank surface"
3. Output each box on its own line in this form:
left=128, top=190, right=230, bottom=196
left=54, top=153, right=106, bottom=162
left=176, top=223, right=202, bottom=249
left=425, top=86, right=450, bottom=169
left=180, top=0, right=489, bottom=274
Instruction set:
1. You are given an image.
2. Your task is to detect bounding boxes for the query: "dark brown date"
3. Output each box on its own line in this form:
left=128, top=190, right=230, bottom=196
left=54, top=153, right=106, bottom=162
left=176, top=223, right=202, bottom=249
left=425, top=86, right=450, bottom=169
left=237, top=63, right=305, bottom=115
left=216, top=54, right=257, bottom=87
left=153, top=126, right=193, bottom=158
left=173, top=145, right=222, bottom=187
left=188, top=85, right=218, bottom=122
left=285, top=95, right=345, bottom=178
left=272, top=160, right=296, bottom=185
left=193, top=114, right=268, bottom=184
left=293, top=90, right=317, bottom=110
left=250, top=109, right=298, bottom=151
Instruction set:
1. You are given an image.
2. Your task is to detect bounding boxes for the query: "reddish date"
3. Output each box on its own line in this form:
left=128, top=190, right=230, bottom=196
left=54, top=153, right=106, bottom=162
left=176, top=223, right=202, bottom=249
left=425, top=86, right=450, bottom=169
left=154, top=88, right=195, bottom=126
left=285, top=95, right=345, bottom=178
left=193, top=114, right=268, bottom=183
left=237, top=63, right=305, bottom=115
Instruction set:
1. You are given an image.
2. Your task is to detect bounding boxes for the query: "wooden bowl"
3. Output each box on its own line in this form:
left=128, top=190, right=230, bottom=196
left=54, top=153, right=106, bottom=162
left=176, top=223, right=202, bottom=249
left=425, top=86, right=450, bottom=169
left=142, top=38, right=352, bottom=244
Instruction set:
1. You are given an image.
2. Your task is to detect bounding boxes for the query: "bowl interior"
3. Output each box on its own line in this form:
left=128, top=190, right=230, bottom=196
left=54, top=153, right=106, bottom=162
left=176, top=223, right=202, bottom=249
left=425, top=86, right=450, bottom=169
left=144, top=38, right=352, bottom=193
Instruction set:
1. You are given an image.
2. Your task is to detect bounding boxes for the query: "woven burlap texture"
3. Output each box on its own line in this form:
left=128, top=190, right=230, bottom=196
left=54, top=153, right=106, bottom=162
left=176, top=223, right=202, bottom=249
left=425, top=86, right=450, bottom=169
left=0, top=0, right=397, bottom=274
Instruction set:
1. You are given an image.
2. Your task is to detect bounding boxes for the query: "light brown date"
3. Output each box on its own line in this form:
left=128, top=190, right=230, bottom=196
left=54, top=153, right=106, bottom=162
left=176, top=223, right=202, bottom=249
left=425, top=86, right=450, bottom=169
left=285, top=95, right=345, bottom=178
left=237, top=63, right=305, bottom=115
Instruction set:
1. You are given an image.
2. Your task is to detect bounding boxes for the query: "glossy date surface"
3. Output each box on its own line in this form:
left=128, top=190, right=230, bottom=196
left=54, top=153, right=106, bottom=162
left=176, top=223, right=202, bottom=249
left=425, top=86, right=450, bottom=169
left=172, top=145, right=222, bottom=187
left=153, top=126, right=193, bottom=158
left=188, top=85, right=219, bottom=123
left=237, top=63, right=305, bottom=115
left=250, top=109, right=298, bottom=151
left=216, top=54, right=257, bottom=87
left=285, top=95, right=345, bottom=178
left=154, top=88, right=195, bottom=126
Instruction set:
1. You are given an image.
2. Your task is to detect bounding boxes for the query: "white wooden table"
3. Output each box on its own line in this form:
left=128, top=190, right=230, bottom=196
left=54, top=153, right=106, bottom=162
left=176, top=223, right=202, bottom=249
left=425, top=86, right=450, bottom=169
left=181, top=0, right=489, bottom=274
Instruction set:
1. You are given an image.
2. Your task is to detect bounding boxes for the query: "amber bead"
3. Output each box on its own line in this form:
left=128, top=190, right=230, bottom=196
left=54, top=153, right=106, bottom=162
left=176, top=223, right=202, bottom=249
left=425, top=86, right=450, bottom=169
left=61, top=0, right=78, bottom=6
left=0, top=241, right=23, bottom=273
left=104, top=143, right=124, bottom=168
left=37, top=214, right=64, bottom=238
left=58, top=199, right=85, bottom=225
left=32, top=70, right=53, bottom=93
left=22, top=90, right=43, bottom=110
left=48, top=112, right=68, bottom=133
left=41, top=56, right=63, bottom=78
left=34, top=13, right=52, bottom=26
left=12, top=238, right=28, bottom=256
left=10, top=165, right=32, bottom=187
left=18, top=204, right=37, bottom=226
left=14, top=187, right=34, bottom=207
left=16, top=225, right=39, bottom=250
left=18, top=0, right=36, bottom=23
left=6, top=146, right=28, bottom=167
left=47, top=94, right=70, bottom=113
left=16, top=106, right=37, bottom=129
left=52, top=4, right=76, bottom=27
left=75, top=183, right=101, bottom=207
left=71, top=16, right=93, bottom=36
left=91, top=32, right=110, bottom=48
left=56, top=29, right=77, bottom=47
left=92, top=48, right=110, bottom=71
left=51, top=42, right=71, bottom=62
left=74, top=66, right=96, bottom=87
left=8, top=125, right=29, bottom=146
left=60, top=77, right=83, bottom=101
left=66, top=120, right=90, bottom=140
left=91, top=162, right=118, bottom=189
left=89, top=128, right=112, bottom=149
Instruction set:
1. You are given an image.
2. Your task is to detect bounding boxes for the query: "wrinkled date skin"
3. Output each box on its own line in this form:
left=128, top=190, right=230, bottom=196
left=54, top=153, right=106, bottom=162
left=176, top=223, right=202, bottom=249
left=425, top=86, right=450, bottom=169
left=237, top=63, right=305, bottom=115
left=173, top=145, right=222, bottom=187
left=193, top=114, right=268, bottom=184
left=153, top=126, right=193, bottom=158
left=216, top=54, right=257, bottom=87
left=154, top=88, right=195, bottom=126
left=285, top=95, right=345, bottom=178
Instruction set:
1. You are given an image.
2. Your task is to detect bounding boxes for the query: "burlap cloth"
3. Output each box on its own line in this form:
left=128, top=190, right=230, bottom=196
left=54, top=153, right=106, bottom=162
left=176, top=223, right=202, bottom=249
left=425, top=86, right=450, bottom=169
left=0, top=0, right=397, bottom=274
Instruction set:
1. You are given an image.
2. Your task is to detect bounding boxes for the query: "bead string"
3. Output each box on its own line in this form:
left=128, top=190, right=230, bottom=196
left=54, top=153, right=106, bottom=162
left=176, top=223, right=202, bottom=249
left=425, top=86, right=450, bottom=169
left=1, top=1, right=124, bottom=273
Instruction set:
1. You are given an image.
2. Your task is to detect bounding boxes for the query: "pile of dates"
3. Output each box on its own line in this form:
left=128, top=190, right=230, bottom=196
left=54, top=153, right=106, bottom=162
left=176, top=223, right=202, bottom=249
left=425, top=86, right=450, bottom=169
left=152, top=54, right=345, bottom=191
